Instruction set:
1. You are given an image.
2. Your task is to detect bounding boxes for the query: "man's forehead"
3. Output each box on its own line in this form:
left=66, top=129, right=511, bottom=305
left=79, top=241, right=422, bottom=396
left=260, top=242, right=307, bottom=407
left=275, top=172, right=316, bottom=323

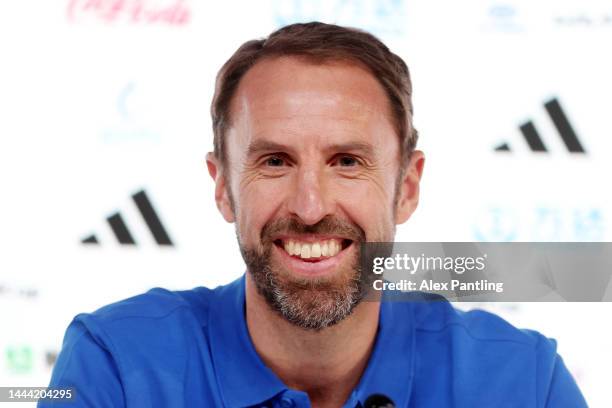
left=229, top=56, right=394, bottom=127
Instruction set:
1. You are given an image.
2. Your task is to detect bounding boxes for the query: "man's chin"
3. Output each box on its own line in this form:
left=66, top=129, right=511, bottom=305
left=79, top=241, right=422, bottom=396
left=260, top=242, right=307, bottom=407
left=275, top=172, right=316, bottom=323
left=241, top=238, right=367, bottom=330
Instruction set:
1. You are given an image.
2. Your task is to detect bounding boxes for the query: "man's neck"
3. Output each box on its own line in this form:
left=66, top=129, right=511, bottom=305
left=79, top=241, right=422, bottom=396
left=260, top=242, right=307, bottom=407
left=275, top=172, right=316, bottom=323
left=245, top=274, right=380, bottom=408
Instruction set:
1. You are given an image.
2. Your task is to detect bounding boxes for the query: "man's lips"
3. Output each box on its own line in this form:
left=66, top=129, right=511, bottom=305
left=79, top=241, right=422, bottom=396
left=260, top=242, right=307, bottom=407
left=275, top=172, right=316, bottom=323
left=272, top=237, right=355, bottom=276
left=273, top=237, right=353, bottom=262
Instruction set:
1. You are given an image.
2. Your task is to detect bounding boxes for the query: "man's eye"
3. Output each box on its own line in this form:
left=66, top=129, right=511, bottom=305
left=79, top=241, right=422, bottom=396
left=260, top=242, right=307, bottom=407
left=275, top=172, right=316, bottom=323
left=336, top=155, right=358, bottom=167
left=265, top=156, right=285, bottom=167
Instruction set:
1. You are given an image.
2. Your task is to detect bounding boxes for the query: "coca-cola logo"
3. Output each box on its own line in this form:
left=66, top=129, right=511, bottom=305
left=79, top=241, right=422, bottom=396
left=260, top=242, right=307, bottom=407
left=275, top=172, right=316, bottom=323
left=66, top=0, right=191, bottom=26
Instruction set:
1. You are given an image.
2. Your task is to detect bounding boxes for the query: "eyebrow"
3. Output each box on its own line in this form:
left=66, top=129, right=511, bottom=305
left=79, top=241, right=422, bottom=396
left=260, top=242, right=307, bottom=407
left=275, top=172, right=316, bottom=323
left=246, top=140, right=376, bottom=158
left=325, top=142, right=375, bottom=157
left=246, top=140, right=297, bottom=158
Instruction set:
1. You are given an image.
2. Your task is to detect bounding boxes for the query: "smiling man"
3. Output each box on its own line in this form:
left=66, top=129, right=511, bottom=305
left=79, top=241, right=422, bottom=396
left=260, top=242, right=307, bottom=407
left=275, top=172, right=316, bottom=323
left=42, top=22, right=586, bottom=408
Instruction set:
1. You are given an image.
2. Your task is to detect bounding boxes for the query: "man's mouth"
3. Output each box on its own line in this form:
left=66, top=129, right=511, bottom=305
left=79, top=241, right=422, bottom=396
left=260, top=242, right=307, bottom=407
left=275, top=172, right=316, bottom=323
left=273, top=238, right=353, bottom=262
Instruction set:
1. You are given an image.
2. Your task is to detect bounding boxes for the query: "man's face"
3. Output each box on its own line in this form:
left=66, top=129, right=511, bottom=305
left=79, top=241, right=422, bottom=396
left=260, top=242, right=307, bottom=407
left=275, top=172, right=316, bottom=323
left=209, top=56, right=422, bottom=330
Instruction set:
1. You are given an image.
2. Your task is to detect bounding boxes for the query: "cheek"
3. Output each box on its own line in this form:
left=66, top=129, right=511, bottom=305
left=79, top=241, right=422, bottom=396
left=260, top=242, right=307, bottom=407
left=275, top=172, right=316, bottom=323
left=236, top=181, right=287, bottom=243
left=333, top=171, right=397, bottom=209
left=333, top=178, right=397, bottom=239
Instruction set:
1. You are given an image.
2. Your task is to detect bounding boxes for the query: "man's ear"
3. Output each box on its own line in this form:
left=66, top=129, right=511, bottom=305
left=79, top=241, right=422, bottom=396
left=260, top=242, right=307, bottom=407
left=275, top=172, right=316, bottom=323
left=206, top=152, right=235, bottom=223
left=395, top=150, right=425, bottom=224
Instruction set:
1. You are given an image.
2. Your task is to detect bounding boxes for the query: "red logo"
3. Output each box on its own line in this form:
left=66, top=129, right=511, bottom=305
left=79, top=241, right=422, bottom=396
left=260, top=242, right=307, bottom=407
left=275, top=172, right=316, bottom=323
left=67, top=0, right=191, bottom=26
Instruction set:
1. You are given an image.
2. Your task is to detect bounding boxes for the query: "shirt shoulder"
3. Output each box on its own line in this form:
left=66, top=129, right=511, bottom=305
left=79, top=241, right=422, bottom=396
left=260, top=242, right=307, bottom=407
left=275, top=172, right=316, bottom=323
left=411, top=296, right=542, bottom=346
left=76, top=286, right=214, bottom=335
left=42, top=284, right=232, bottom=407
left=404, top=298, right=586, bottom=406
left=69, top=286, right=219, bottom=372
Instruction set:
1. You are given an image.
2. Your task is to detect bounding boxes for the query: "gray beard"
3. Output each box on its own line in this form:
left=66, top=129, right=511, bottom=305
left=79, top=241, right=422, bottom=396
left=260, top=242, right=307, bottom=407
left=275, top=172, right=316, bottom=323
left=238, top=217, right=374, bottom=331
left=241, top=245, right=369, bottom=331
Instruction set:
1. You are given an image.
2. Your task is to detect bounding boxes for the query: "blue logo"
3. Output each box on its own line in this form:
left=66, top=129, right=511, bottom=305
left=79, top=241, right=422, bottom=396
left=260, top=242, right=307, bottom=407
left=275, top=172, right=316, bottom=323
left=101, top=81, right=161, bottom=143
left=473, top=206, right=605, bottom=241
left=272, top=0, right=408, bottom=37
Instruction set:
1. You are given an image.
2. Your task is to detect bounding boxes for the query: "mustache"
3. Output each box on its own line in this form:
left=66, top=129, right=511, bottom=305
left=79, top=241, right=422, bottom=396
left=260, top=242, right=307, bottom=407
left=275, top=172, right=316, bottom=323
left=261, top=215, right=365, bottom=244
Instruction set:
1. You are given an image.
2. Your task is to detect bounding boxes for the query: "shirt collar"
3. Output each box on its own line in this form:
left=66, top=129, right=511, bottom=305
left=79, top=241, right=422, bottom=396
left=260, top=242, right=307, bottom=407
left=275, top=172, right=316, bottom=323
left=350, top=300, right=416, bottom=408
left=208, top=275, right=286, bottom=407
left=208, top=275, right=416, bottom=408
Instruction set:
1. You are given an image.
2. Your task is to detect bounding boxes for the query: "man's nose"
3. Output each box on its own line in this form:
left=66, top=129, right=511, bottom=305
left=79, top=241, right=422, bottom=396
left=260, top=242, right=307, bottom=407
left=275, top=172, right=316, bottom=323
left=287, top=168, right=333, bottom=226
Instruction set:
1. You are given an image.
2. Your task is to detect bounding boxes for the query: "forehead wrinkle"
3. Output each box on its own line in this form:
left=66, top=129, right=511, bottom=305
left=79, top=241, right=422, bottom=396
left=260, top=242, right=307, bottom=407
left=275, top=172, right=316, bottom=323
left=249, top=124, right=376, bottom=148
left=243, top=90, right=386, bottom=124
left=242, top=97, right=391, bottom=144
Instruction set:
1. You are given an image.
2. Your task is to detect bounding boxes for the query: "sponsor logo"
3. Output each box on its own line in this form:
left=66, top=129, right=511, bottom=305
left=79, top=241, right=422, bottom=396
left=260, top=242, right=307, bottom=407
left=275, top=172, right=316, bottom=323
left=0, top=284, right=38, bottom=300
left=82, top=189, right=174, bottom=246
left=101, top=82, right=161, bottom=143
left=474, top=206, right=604, bottom=241
left=272, top=0, right=408, bottom=37
left=66, top=0, right=191, bottom=26
left=494, top=98, right=586, bottom=154
left=5, top=345, right=34, bottom=374
left=482, top=3, right=525, bottom=33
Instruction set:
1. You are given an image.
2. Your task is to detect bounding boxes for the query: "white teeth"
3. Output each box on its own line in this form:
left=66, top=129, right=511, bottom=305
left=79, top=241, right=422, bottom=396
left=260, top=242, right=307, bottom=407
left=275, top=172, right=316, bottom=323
left=321, top=242, right=329, bottom=256
left=282, top=239, right=344, bottom=259
left=286, top=241, right=294, bottom=255
left=311, top=243, right=321, bottom=257
left=329, top=240, right=339, bottom=256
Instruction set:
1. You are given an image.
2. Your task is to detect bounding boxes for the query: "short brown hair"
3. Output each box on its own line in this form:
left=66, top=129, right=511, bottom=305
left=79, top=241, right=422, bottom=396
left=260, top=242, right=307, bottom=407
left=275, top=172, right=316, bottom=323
left=210, top=21, right=418, bottom=167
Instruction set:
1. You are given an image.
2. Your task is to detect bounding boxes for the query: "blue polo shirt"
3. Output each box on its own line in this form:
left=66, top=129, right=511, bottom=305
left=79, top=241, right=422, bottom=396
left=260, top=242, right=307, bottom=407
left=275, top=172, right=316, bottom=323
left=40, top=275, right=587, bottom=407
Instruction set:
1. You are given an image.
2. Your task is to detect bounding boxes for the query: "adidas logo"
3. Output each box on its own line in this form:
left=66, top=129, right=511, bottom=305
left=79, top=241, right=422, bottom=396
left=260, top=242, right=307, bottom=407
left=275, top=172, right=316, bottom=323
left=81, top=189, right=173, bottom=246
left=494, top=98, right=586, bottom=154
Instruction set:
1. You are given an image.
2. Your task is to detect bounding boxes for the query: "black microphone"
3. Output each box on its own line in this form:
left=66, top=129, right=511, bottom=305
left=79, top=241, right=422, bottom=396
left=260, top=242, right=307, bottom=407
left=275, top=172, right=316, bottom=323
left=363, top=393, right=395, bottom=408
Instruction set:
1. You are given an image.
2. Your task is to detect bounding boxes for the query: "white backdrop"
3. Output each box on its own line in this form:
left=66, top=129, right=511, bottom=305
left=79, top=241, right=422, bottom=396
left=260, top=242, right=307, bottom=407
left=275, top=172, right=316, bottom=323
left=1, top=0, right=611, bottom=406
